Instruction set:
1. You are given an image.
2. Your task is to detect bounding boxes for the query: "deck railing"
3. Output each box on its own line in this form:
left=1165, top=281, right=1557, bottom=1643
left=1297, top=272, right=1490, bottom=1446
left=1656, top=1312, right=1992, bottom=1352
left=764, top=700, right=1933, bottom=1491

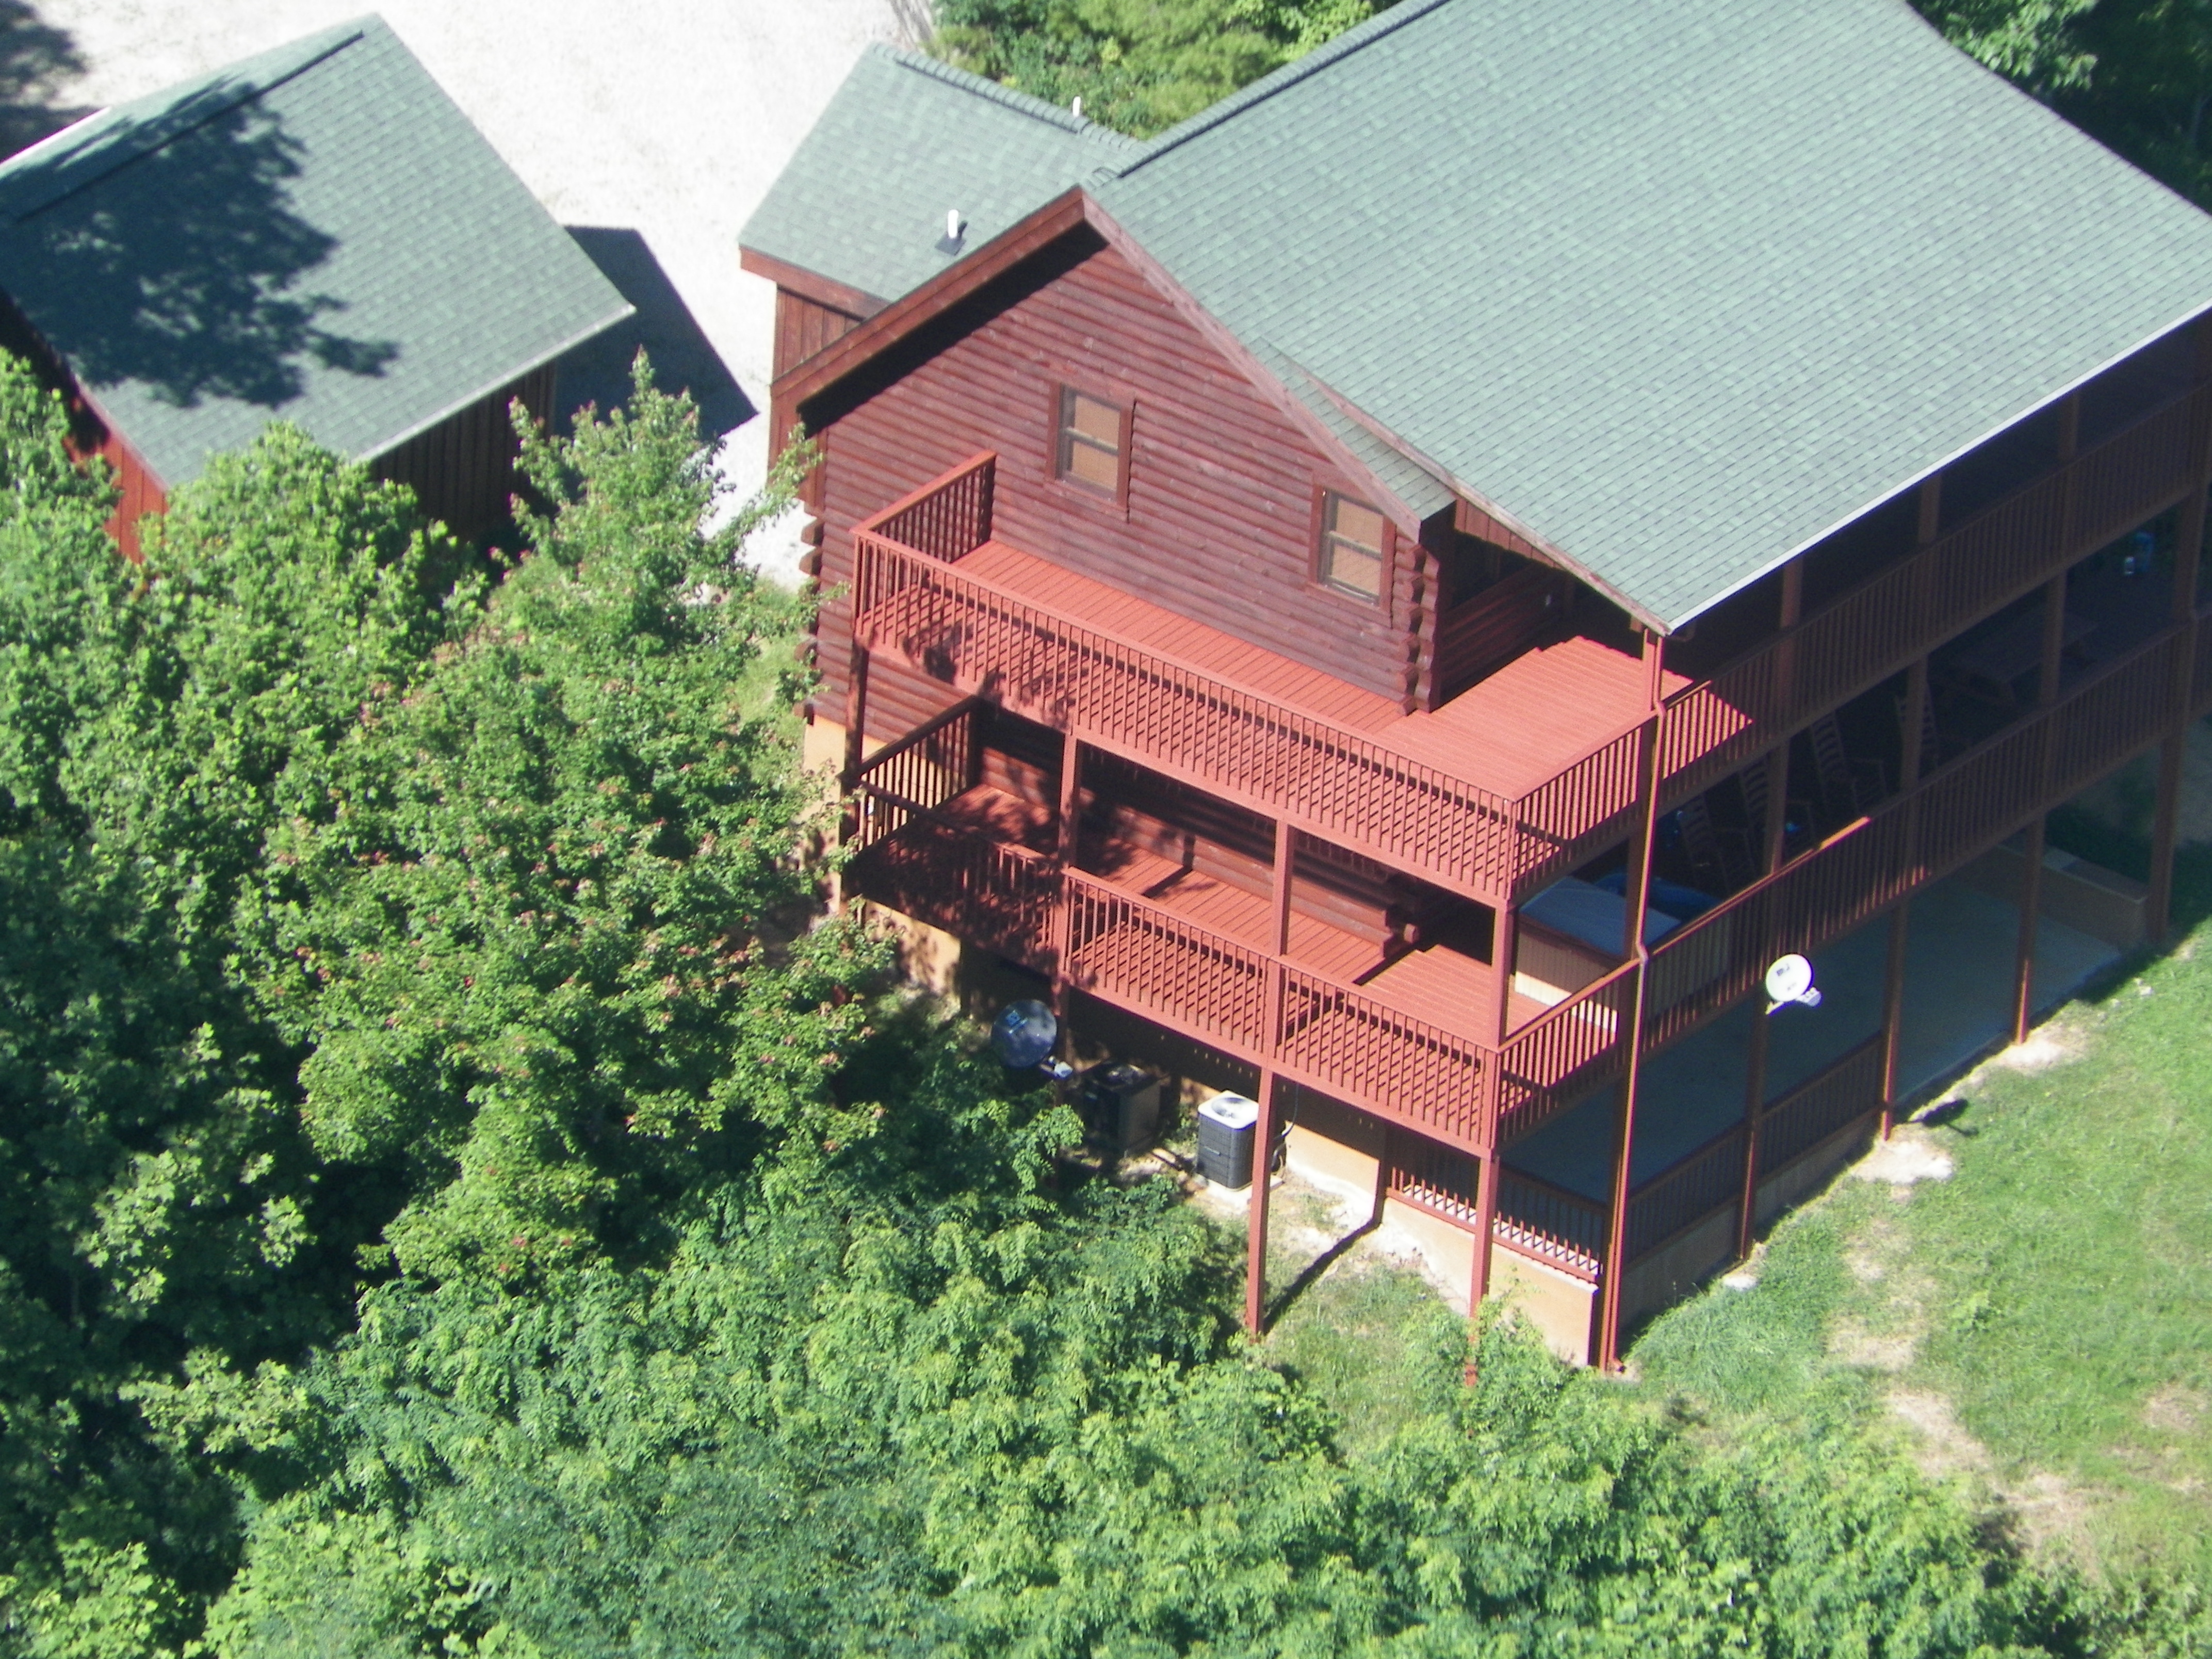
left=1657, top=383, right=2211, bottom=803
left=1758, top=1036, right=1884, bottom=1176
left=1488, top=1033, right=1888, bottom=1283
left=850, top=386, right=2203, bottom=906
left=856, top=523, right=1558, bottom=902
left=850, top=698, right=982, bottom=848
left=1641, top=626, right=2182, bottom=1051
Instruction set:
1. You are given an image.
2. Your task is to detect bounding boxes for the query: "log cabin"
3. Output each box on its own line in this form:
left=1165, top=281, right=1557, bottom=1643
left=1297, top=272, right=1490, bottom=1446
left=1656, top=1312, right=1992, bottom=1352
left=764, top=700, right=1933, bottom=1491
left=0, top=16, right=632, bottom=557
left=742, top=0, right=2212, bottom=1364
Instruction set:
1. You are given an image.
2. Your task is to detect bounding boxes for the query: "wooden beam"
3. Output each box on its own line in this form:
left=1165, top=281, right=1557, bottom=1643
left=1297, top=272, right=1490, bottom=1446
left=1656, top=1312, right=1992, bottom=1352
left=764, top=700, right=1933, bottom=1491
left=2012, top=813, right=2047, bottom=1047
left=1271, top=818, right=1296, bottom=957
left=2150, top=404, right=2211, bottom=942
left=1245, top=1070, right=1279, bottom=1336
left=738, top=247, right=888, bottom=322
left=1470, top=1147, right=1499, bottom=1313
left=1596, top=711, right=1666, bottom=1370
left=1878, top=901, right=1910, bottom=1138
left=1916, top=474, right=1943, bottom=546
left=2038, top=572, right=2067, bottom=706
left=1735, top=1001, right=1770, bottom=1260
left=777, top=189, right=1090, bottom=430
left=1056, top=733, right=1084, bottom=869
left=1490, top=904, right=1519, bottom=1044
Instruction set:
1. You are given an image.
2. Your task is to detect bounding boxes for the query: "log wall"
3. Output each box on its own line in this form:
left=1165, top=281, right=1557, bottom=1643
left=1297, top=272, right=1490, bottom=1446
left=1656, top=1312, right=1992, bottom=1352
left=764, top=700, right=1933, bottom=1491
left=805, top=226, right=1418, bottom=718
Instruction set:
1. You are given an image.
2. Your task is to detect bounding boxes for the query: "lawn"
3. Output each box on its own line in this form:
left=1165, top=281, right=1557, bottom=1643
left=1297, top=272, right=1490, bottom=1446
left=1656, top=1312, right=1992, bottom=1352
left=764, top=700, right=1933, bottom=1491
left=1632, top=893, right=2212, bottom=1583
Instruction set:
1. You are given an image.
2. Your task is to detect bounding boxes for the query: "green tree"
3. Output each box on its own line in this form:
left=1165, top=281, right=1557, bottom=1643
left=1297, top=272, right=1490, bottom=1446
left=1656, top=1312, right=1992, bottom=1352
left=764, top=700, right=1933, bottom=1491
left=931, top=0, right=1393, bottom=136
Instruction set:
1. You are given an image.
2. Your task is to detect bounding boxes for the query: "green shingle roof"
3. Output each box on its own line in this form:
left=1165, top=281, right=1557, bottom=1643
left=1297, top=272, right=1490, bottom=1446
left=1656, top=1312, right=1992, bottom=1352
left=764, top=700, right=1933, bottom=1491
left=764, top=0, right=2212, bottom=630
left=740, top=44, right=1138, bottom=310
left=0, top=15, right=630, bottom=490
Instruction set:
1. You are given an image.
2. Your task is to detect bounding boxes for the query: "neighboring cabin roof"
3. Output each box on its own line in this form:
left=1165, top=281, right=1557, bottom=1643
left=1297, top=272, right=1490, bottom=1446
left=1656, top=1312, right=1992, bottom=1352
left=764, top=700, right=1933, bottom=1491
left=740, top=44, right=1139, bottom=312
left=759, top=0, right=2212, bottom=631
left=0, top=16, right=630, bottom=491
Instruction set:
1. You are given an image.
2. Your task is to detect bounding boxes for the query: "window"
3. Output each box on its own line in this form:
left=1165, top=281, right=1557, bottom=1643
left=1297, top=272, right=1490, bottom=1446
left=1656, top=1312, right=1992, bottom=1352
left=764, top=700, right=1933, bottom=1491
left=1055, top=387, right=1126, bottom=498
left=1318, top=492, right=1387, bottom=601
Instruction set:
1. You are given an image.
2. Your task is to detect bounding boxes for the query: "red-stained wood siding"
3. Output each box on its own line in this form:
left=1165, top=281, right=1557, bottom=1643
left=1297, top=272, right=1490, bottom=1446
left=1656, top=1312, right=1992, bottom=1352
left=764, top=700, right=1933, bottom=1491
left=804, top=226, right=1418, bottom=721
left=97, top=428, right=164, bottom=561
left=0, top=288, right=169, bottom=559
left=773, top=288, right=866, bottom=383
left=373, top=363, right=557, bottom=546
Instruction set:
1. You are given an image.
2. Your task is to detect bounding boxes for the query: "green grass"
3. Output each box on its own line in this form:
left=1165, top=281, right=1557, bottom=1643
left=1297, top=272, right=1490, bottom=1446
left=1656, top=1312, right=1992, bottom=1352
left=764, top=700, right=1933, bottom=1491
left=1216, top=1182, right=1467, bottom=1459
left=1632, top=918, right=2212, bottom=1582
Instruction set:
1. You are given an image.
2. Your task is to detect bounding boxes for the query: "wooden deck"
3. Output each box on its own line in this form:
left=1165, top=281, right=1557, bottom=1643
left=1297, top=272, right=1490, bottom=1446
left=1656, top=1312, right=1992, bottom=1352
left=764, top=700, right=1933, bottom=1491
left=939, top=790, right=1564, bottom=1043
left=959, top=539, right=1672, bottom=801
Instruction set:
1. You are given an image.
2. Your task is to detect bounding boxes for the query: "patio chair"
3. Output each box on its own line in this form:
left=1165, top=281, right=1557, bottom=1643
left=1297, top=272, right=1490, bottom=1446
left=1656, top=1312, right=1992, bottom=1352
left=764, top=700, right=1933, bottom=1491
left=1809, top=712, right=1886, bottom=820
left=1676, top=791, right=1754, bottom=892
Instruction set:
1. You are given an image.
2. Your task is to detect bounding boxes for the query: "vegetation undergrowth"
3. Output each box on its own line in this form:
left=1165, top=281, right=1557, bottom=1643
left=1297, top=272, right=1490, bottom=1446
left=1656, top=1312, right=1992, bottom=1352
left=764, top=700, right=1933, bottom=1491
left=1632, top=898, right=2212, bottom=1596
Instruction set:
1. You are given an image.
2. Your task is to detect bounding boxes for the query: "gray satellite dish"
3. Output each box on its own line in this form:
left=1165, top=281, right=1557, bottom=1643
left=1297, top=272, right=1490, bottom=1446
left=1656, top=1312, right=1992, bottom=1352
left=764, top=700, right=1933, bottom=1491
left=1763, top=954, right=1822, bottom=1015
left=991, top=999, right=1063, bottom=1071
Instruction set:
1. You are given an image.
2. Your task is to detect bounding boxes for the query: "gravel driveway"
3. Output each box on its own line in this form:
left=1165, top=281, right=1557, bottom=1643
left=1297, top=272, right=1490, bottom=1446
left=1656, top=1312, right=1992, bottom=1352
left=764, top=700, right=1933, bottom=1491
left=18, top=0, right=923, bottom=575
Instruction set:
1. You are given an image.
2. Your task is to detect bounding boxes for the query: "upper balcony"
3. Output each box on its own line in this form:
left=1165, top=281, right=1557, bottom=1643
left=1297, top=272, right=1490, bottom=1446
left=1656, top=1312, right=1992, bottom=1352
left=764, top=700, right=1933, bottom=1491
left=847, top=383, right=2211, bottom=907
left=850, top=453, right=1679, bottom=906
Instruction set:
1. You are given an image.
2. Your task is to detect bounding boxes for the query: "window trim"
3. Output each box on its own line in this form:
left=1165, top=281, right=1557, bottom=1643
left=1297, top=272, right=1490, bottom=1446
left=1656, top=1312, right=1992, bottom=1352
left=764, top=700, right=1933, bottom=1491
left=1312, top=487, right=1392, bottom=607
left=1048, top=383, right=1131, bottom=509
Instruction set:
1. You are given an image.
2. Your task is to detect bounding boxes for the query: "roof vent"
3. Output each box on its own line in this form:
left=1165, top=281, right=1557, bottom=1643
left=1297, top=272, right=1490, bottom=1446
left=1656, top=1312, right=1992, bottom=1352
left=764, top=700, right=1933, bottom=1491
left=937, top=208, right=966, bottom=254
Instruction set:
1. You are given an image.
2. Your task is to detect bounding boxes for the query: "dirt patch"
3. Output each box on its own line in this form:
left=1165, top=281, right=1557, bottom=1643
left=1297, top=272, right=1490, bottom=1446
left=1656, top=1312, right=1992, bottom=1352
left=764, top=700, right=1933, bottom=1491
left=1991, top=1026, right=2085, bottom=1074
left=1888, top=1388, right=1993, bottom=1476
left=2143, top=1384, right=2209, bottom=1435
left=1851, top=1126, right=1954, bottom=1186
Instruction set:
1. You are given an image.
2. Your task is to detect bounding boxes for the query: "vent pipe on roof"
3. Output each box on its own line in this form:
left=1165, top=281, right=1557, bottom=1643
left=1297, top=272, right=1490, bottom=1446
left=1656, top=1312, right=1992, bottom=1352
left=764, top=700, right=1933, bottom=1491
left=938, top=208, right=966, bottom=255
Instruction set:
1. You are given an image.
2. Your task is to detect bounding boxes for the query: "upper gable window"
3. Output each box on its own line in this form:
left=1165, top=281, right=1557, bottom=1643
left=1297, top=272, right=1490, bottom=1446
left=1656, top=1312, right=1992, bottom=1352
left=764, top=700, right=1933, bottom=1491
left=1055, top=387, right=1127, bottom=499
left=1318, top=492, right=1387, bottom=601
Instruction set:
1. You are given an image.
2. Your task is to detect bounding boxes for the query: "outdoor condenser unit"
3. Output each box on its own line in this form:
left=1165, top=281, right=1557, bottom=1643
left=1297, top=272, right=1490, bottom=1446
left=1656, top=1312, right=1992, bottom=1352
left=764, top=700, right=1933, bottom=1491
left=1081, top=1062, right=1162, bottom=1152
left=1195, top=1091, right=1259, bottom=1189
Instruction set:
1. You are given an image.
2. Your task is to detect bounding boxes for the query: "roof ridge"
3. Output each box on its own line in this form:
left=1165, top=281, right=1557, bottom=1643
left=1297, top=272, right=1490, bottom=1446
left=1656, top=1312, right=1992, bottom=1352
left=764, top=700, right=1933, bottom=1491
left=868, top=43, right=1143, bottom=150
left=0, top=16, right=371, bottom=224
left=1099, top=0, right=1457, bottom=178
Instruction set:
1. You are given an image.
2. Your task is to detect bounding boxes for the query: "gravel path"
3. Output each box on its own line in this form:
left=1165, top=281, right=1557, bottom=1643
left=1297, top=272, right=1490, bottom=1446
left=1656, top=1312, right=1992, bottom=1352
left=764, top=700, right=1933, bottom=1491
left=23, top=0, right=923, bottom=575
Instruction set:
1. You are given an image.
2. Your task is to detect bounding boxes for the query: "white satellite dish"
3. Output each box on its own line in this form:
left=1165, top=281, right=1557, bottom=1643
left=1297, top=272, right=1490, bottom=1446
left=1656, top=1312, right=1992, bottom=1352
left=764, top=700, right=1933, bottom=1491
left=1763, top=953, right=1823, bottom=1015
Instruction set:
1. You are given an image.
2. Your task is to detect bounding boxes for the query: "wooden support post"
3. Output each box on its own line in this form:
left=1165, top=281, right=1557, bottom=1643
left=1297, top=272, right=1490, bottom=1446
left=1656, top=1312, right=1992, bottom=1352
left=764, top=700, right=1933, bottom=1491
left=1490, top=904, right=1519, bottom=1044
left=1899, top=656, right=1930, bottom=794
left=1879, top=900, right=1910, bottom=1138
left=1055, top=733, right=1083, bottom=868
left=2012, top=814, right=2047, bottom=1047
left=1245, top=1069, right=1279, bottom=1337
left=2149, top=470, right=2208, bottom=943
left=1916, top=473, right=1943, bottom=547
left=841, top=642, right=871, bottom=790
left=1596, top=709, right=1665, bottom=1371
left=2038, top=572, right=2067, bottom=706
left=1762, top=743, right=1791, bottom=873
left=1471, top=1147, right=1499, bottom=1311
left=1735, top=997, right=1770, bottom=1260
left=1372, top=1125, right=1392, bottom=1227
left=1051, top=735, right=1083, bottom=1010
left=1271, top=819, right=1296, bottom=957
left=2150, top=732, right=2187, bottom=947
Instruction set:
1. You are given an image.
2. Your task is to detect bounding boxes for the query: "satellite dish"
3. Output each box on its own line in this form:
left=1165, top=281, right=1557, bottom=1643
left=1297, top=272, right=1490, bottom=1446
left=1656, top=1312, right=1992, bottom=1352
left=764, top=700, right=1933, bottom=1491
left=1763, top=953, right=1823, bottom=1015
left=990, top=999, right=1059, bottom=1069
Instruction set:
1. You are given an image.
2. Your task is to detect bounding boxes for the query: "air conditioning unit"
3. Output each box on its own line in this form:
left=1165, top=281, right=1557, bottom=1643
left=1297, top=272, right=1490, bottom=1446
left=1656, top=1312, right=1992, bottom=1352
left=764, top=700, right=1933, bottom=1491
left=1195, top=1091, right=1259, bottom=1189
left=1081, top=1062, right=1161, bottom=1152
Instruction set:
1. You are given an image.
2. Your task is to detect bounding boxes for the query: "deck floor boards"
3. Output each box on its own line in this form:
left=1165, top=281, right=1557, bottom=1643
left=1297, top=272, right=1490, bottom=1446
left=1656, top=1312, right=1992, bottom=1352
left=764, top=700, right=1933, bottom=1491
left=954, top=541, right=1693, bottom=803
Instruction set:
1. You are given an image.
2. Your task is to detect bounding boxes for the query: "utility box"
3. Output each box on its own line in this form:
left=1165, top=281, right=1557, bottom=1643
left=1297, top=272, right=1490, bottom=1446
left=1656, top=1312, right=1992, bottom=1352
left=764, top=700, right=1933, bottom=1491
left=1081, top=1062, right=1162, bottom=1152
left=1195, top=1091, right=1259, bottom=1189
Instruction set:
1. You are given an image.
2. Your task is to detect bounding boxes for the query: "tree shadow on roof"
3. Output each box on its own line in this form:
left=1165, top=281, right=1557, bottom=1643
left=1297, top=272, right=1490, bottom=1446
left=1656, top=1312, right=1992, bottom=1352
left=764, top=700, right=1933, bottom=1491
left=5, top=84, right=397, bottom=411
left=559, top=226, right=752, bottom=442
left=0, top=0, right=88, bottom=161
